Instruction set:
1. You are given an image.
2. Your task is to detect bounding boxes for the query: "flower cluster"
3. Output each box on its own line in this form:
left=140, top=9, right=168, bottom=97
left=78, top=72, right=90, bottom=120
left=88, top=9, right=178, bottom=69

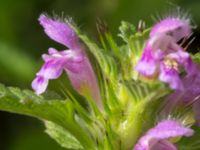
left=135, top=17, right=196, bottom=90
left=31, top=13, right=200, bottom=150
left=134, top=16, right=200, bottom=150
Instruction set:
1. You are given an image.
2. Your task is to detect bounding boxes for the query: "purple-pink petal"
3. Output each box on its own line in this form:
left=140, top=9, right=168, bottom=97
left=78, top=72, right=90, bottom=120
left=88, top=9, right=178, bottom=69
left=166, top=50, right=197, bottom=75
left=135, top=44, right=158, bottom=76
left=64, top=56, right=101, bottom=105
left=32, top=48, right=101, bottom=104
left=47, top=47, right=59, bottom=55
left=150, top=140, right=177, bottom=150
left=31, top=76, right=49, bottom=95
left=150, top=17, right=191, bottom=42
left=182, top=74, right=200, bottom=102
left=32, top=49, right=84, bottom=93
left=37, top=59, right=64, bottom=79
left=39, top=14, right=80, bottom=50
left=134, top=120, right=194, bottom=150
left=159, top=63, right=183, bottom=90
left=160, top=71, right=200, bottom=123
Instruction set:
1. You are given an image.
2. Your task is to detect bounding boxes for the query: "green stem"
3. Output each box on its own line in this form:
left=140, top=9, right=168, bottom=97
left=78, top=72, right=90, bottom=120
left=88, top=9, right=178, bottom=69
left=119, top=103, right=144, bottom=150
left=119, top=93, right=158, bottom=150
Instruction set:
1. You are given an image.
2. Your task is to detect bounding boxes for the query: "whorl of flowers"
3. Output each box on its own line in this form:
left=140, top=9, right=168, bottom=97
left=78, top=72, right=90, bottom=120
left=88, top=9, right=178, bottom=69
left=28, top=12, right=200, bottom=150
left=135, top=16, right=196, bottom=90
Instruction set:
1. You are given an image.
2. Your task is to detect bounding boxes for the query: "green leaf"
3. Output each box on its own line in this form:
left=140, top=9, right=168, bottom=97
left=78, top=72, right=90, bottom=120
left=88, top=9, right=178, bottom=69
left=96, top=19, right=120, bottom=58
left=104, top=32, right=120, bottom=58
left=118, top=22, right=150, bottom=80
left=0, top=84, right=96, bottom=150
left=74, top=27, right=118, bottom=81
left=192, top=52, right=200, bottom=63
left=118, top=21, right=136, bottom=42
left=128, top=28, right=150, bottom=57
left=123, top=80, right=152, bottom=102
left=45, top=121, right=83, bottom=150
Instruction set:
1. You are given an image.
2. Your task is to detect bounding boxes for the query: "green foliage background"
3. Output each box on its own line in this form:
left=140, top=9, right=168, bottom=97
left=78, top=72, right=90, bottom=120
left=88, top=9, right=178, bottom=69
left=0, top=0, right=200, bottom=150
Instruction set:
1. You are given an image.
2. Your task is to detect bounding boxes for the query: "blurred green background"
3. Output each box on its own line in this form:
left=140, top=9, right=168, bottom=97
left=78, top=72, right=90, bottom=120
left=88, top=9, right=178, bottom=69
left=0, top=0, right=200, bottom=149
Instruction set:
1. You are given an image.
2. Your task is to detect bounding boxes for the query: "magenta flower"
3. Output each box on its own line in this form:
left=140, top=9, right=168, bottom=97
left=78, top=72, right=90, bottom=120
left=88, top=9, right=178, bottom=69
left=134, top=120, right=194, bottom=150
left=135, top=17, right=196, bottom=90
left=32, top=15, right=101, bottom=104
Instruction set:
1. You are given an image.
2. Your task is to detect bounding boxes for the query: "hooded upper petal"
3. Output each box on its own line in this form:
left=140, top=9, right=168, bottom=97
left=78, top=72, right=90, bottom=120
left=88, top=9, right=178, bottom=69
left=134, top=120, right=194, bottom=150
left=39, top=14, right=80, bottom=50
left=150, top=17, right=191, bottom=42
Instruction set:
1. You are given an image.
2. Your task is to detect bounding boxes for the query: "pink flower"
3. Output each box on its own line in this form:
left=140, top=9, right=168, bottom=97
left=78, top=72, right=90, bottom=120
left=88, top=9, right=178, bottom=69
left=134, top=120, right=194, bottom=150
left=32, top=15, right=101, bottom=104
left=135, top=17, right=196, bottom=90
